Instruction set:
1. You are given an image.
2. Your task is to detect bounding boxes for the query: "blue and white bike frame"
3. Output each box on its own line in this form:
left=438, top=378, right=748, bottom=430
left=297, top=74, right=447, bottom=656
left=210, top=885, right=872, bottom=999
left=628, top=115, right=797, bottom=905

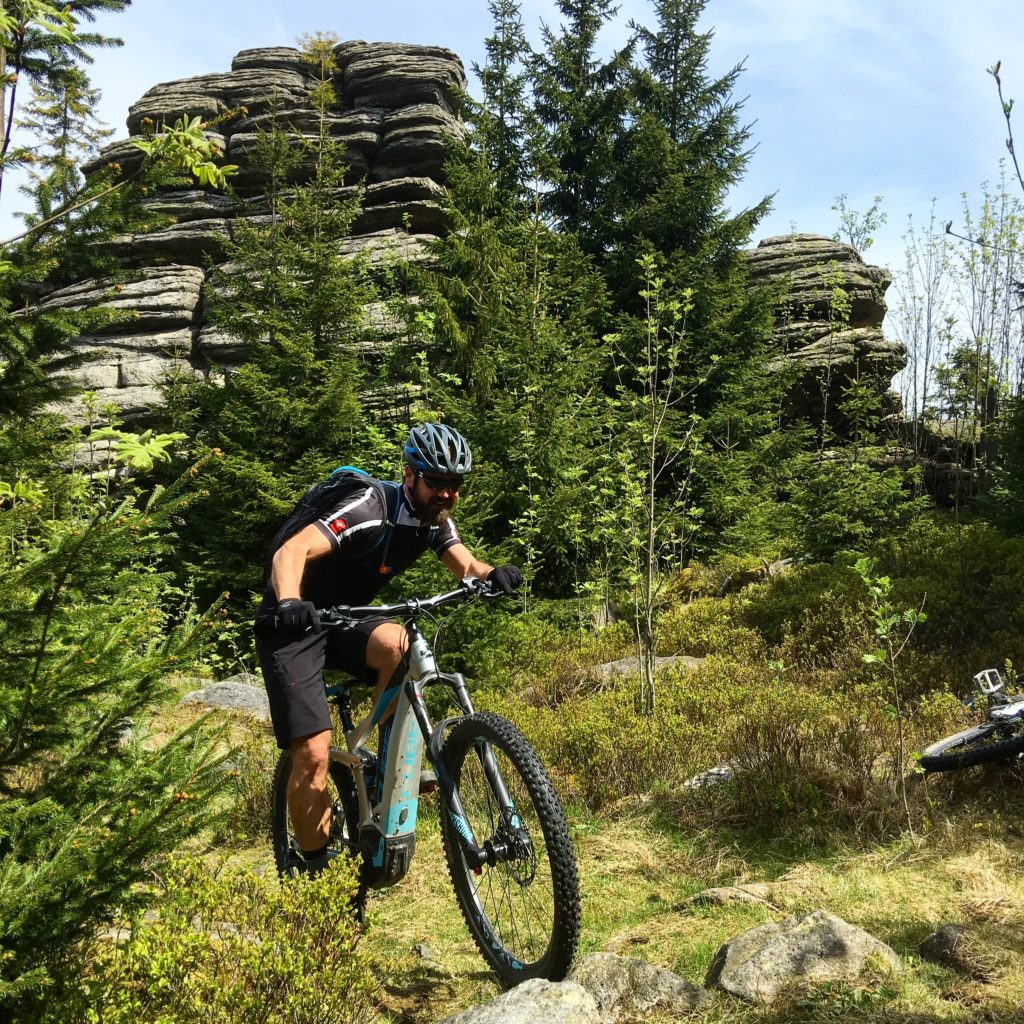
left=324, top=581, right=520, bottom=890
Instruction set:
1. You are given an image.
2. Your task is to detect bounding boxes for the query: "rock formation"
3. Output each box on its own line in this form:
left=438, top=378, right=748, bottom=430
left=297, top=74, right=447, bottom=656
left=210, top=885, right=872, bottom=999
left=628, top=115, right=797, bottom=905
left=745, top=233, right=907, bottom=426
left=47, top=45, right=912, bottom=441
left=50, top=41, right=466, bottom=424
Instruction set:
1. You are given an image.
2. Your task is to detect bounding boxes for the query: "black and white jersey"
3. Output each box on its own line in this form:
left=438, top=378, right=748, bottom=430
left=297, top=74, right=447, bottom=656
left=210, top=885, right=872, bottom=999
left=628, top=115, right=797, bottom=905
left=257, top=479, right=461, bottom=619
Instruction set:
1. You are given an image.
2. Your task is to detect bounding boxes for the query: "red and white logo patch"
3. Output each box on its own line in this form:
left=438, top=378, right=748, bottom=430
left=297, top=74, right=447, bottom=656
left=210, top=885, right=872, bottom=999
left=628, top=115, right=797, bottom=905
left=325, top=515, right=348, bottom=536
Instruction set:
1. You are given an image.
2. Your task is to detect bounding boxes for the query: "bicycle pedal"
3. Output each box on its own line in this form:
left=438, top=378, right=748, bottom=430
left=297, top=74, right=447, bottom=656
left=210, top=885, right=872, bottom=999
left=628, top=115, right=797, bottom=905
left=419, top=769, right=438, bottom=795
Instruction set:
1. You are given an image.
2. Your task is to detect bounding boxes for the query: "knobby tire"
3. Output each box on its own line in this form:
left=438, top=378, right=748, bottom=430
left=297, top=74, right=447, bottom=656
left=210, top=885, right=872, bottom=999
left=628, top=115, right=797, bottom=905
left=920, top=719, right=1024, bottom=772
left=439, top=711, right=581, bottom=985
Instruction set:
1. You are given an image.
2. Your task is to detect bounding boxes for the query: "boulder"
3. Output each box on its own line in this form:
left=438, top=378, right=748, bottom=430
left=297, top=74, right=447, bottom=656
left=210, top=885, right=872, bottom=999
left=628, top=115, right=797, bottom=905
left=570, top=953, right=708, bottom=1020
left=682, top=763, right=735, bottom=790
left=587, top=654, right=703, bottom=683
left=230, top=47, right=307, bottom=73
left=50, top=385, right=165, bottom=425
left=335, top=41, right=466, bottom=112
left=352, top=199, right=448, bottom=235
left=436, top=978, right=600, bottom=1024
left=746, top=234, right=891, bottom=326
left=103, top=219, right=232, bottom=266
left=126, top=68, right=311, bottom=134
left=80, top=136, right=148, bottom=178
left=59, top=40, right=463, bottom=426
left=137, top=189, right=239, bottom=223
left=745, top=234, right=905, bottom=427
left=919, top=924, right=997, bottom=982
left=705, top=909, right=901, bottom=1003
left=680, top=884, right=774, bottom=909
left=180, top=680, right=271, bottom=723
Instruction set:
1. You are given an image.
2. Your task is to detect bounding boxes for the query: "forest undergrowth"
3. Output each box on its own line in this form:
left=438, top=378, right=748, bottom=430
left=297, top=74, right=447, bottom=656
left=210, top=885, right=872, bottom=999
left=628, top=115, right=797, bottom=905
left=61, top=516, right=1024, bottom=1023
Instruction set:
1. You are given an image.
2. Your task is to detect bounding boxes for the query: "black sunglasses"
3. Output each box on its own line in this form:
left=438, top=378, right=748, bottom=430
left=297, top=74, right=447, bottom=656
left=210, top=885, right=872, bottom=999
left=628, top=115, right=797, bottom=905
left=417, top=471, right=465, bottom=493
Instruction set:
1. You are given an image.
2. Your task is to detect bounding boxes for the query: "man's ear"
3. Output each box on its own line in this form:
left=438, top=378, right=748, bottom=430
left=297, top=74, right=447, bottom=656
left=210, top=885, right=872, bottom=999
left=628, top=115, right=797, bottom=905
left=402, top=464, right=414, bottom=486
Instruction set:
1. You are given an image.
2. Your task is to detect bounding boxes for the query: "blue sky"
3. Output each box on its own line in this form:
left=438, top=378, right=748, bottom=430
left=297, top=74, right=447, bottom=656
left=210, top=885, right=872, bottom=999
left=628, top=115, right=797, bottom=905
left=9, top=0, right=1024, bottom=275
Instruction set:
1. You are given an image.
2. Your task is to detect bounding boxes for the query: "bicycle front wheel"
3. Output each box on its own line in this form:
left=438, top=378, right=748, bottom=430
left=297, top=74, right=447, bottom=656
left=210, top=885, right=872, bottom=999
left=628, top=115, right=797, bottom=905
left=439, top=711, right=580, bottom=985
left=920, top=719, right=1024, bottom=772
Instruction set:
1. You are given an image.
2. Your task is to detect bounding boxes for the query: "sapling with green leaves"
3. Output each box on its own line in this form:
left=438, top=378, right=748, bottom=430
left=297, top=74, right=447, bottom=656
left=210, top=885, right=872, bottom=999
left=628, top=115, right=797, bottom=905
left=605, top=254, right=704, bottom=714
left=855, top=556, right=926, bottom=831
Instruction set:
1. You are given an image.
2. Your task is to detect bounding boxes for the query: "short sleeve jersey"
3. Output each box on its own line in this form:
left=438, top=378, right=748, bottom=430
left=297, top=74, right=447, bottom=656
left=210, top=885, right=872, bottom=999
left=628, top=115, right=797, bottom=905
left=258, top=478, right=461, bottom=617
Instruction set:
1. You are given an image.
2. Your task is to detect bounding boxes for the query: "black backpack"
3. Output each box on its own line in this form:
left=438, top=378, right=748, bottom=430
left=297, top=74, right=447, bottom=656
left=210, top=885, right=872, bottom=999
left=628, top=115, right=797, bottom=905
left=263, top=467, right=402, bottom=584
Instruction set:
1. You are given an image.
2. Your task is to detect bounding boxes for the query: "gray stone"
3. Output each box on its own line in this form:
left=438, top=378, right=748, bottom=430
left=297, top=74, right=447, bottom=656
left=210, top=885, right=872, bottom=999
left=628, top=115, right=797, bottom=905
left=372, top=127, right=450, bottom=183
left=745, top=234, right=905, bottom=427
left=705, top=909, right=901, bottom=1003
left=339, top=44, right=467, bottom=113
left=104, top=219, right=232, bottom=266
left=80, top=136, right=147, bottom=178
left=382, top=102, right=465, bottom=137
left=352, top=199, right=448, bottom=235
left=682, top=763, right=735, bottom=790
left=570, top=952, right=708, bottom=1020
left=919, top=924, right=996, bottom=981
left=335, top=227, right=440, bottom=268
left=180, top=680, right=271, bottom=723
left=587, top=654, right=703, bottom=682
left=364, top=175, right=446, bottom=205
left=137, top=190, right=239, bottom=223
left=231, top=47, right=306, bottom=73
left=49, top=385, right=166, bottom=426
left=196, top=324, right=247, bottom=363
left=50, top=40, right=464, bottom=426
left=36, top=266, right=205, bottom=332
left=746, top=234, right=891, bottom=326
left=679, top=884, right=774, bottom=908
left=437, top=978, right=600, bottom=1024
left=127, top=69, right=311, bottom=135
left=70, top=327, right=195, bottom=356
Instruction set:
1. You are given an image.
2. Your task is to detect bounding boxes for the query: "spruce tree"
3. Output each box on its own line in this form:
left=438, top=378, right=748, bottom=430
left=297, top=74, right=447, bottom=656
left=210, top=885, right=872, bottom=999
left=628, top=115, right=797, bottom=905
left=472, top=0, right=534, bottom=202
left=170, top=35, right=384, bottom=608
left=531, top=0, right=635, bottom=253
left=420, top=133, right=611, bottom=594
left=18, top=62, right=112, bottom=207
left=0, top=0, right=130, bottom=199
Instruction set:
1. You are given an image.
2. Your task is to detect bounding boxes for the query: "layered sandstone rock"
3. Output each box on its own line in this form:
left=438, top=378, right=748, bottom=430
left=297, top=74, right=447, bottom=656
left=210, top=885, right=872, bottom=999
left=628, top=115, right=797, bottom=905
left=746, top=234, right=907, bottom=424
left=61, top=41, right=466, bottom=423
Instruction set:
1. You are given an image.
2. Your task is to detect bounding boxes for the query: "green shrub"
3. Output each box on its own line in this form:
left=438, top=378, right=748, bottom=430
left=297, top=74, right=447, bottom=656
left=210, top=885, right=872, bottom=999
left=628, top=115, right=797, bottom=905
left=76, top=855, right=378, bottom=1024
left=213, top=724, right=279, bottom=847
left=877, top=515, right=1024, bottom=680
left=657, top=596, right=767, bottom=661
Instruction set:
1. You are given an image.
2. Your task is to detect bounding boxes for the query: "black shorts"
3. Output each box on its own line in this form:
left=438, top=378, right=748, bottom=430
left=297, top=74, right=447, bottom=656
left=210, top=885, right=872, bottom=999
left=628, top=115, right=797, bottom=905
left=255, top=617, right=387, bottom=749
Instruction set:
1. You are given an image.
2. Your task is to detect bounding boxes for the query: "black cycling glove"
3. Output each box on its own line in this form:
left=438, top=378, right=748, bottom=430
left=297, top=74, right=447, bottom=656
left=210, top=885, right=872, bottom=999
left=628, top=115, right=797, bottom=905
left=276, top=599, right=321, bottom=633
left=488, top=564, right=523, bottom=594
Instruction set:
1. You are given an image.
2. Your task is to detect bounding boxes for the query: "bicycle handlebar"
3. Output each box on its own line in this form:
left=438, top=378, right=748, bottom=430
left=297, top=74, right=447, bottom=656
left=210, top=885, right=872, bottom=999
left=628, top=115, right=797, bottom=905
left=316, top=576, right=511, bottom=625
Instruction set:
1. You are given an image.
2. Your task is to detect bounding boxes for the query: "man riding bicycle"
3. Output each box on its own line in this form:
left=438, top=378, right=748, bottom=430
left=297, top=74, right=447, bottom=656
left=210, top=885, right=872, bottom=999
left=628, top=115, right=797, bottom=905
left=255, top=423, right=522, bottom=875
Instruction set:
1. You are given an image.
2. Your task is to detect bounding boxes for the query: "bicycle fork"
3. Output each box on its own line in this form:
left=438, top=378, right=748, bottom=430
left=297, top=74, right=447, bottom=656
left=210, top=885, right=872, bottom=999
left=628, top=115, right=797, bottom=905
left=414, top=671, right=531, bottom=872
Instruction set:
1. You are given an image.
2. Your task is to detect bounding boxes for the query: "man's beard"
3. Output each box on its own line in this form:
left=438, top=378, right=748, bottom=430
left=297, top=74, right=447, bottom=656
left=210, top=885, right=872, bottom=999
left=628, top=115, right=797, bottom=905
left=412, top=491, right=452, bottom=526
left=420, top=505, right=450, bottom=527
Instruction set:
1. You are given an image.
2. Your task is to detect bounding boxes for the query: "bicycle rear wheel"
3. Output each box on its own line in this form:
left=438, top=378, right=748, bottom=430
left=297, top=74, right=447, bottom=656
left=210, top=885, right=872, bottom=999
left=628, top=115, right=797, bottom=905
left=920, top=719, right=1024, bottom=772
left=270, top=749, right=365, bottom=905
left=439, top=711, right=580, bottom=985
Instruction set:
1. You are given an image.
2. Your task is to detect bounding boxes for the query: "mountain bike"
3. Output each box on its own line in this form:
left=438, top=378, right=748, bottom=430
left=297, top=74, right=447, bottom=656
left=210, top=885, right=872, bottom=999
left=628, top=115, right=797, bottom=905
left=269, top=577, right=581, bottom=985
left=920, top=668, right=1024, bottom=772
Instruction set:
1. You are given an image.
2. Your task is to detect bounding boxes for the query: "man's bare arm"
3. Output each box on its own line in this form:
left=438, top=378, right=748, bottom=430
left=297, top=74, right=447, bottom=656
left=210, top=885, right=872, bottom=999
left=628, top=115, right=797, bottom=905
left=441, top=542, right=494, bottom=582
left=270, top=523, right=333, bottom=601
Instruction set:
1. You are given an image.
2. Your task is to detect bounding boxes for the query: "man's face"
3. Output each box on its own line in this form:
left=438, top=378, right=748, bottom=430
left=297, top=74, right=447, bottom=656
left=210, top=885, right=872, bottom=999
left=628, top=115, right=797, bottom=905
left=404, top=465, right=463, bottom=524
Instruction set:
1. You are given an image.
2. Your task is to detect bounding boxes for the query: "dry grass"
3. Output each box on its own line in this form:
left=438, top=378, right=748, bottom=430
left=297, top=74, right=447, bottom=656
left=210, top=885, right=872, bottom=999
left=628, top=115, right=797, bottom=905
left=158, top=685, right=1024, bottom=1023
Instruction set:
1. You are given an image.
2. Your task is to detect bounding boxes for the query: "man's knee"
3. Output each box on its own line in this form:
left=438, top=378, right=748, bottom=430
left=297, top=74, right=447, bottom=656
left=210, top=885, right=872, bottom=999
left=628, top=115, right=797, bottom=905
left=366, top=622, right=408, bottom=674
left=290, top=730, right=331, bottom=780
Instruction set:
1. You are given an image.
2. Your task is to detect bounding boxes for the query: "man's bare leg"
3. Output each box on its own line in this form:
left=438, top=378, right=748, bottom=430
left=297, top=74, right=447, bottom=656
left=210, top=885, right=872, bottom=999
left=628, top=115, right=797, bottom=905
left=287, top=625, right=408, bottom=866
left=288, top=728, right=332, bottom=855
